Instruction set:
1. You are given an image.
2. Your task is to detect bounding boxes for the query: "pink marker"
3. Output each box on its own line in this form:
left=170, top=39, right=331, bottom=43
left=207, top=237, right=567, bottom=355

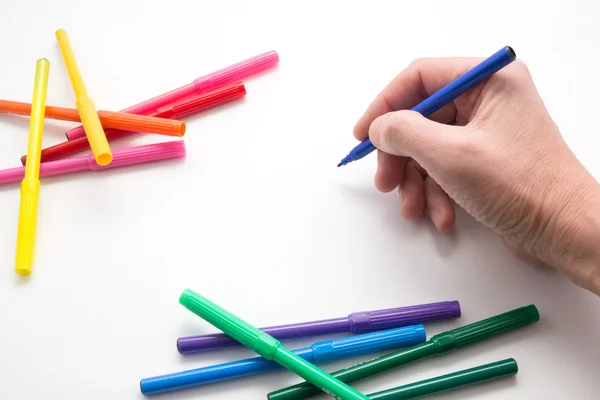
left=0, top=141, right=185, bottom=185
left=65, top=50, right=279, bottom=140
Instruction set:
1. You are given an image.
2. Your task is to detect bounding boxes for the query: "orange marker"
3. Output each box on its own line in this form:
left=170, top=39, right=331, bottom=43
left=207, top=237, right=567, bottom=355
left=0, top=100, right=186, bottom=137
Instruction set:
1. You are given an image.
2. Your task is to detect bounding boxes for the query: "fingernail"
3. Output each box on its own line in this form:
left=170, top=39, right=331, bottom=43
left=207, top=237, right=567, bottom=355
left=430, top=207, right=443, bottom=229
left=369, top=115, right=387, bottom=147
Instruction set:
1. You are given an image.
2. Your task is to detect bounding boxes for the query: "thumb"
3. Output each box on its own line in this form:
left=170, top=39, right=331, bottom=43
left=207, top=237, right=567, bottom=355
left=369, top=110, right=464, bottom=166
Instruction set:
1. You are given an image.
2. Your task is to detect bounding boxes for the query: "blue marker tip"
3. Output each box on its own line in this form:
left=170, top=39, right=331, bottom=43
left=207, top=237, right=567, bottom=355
left=337, top=139, right=374, bottom=167
left=337, top=46, right=516, bottom=167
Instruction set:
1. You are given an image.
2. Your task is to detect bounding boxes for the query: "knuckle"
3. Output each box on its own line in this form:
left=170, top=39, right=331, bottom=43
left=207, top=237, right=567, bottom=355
left=504, top=59, right=532, bottom=84
left=379, top=115, right=402, bottom=146
left=407, top=58, right=422, bottom=69
left=408, top=57, right=431, bottom=70
left=385, top=113, right=408, bottom=134
left=512, top=59, right=530, bottom=74
left=379, top=112, right=414, bottom=152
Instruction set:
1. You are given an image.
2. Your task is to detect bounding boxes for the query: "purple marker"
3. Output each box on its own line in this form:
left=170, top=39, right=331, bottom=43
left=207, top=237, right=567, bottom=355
left=177, top=301, right=460, bottom=354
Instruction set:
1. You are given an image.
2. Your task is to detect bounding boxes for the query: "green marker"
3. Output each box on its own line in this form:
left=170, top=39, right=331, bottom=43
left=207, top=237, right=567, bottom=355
left=179, top=289, right=370, bottom=400
left=369, top=358, right=518, bottom=399
left=267, top=305, right=539, bottom=400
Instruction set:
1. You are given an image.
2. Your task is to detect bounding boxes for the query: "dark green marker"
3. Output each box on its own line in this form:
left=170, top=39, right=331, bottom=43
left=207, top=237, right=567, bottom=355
left=369, top=358, right=518, bottom=399
left=267, top=305, right=538, bottom=400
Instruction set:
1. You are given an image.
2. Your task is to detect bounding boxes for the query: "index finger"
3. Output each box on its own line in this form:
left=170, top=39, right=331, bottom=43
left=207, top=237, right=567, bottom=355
left=353, top=57, right=485, bottom=140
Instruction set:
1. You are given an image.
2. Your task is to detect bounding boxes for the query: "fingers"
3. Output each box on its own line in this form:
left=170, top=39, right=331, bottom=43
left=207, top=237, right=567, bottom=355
left=375, top=150, right=406, bottom=193
left=385, top=156, right=454, bottom=232
left=398, top=160, right=425, bottom=219
left=424, top=176, right=455, bottom=232
left=354, top=57, right=485, bottom=140
left=394, top=161, right=455, bottom=232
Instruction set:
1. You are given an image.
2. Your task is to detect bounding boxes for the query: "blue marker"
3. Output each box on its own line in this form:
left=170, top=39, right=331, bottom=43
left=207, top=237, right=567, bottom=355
left=337, top=46, right=517, bottom=167
left=140, top=324, right=426, bottom=396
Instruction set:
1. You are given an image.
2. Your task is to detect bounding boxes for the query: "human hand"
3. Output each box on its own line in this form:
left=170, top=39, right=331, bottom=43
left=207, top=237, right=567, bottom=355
left=354, top=56, right=600, bottom=294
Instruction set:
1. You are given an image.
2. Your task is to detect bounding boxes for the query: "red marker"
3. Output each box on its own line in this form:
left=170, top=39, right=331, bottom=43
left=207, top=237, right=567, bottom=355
left=21, top=82, right=246, bottom=165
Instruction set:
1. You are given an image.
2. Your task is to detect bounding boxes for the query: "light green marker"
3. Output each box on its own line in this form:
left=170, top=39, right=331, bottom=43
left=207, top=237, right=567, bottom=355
left=179, top=289, right=370, bottom=400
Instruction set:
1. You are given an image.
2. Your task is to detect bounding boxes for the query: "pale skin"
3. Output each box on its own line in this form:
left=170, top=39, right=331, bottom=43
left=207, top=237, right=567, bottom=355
left=354, top=57, right=600, bottom=296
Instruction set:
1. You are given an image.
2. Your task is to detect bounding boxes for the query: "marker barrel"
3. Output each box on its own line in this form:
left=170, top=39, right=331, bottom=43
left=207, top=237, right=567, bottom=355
left=3, top=142, right=185, bottom=185
left=368, top=359, right=518, bottom=399
left=178, top=301, right=460, bottom=354
left=141, top=325, right=425, bottom=395
left=55, top=29, right=112, bottom=165
left=15, top=58, right=50, bottom=275
left=267, top=305, right=539, bottom=400
left=0, top=100, right=185, bottom=136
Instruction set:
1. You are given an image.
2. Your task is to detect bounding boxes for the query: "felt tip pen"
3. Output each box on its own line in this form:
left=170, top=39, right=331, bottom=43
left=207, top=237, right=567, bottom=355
left=2, top=141, right=185, bottom=185
left=267, top=305, right=539, bottom=400
left=366, top=358, right=518, bottom=400
left=140, top=325, right=426, bottom=395
left=22, top=82, right=246, bottom=165
left=178, top=300, right=460, bottom=354
left=0, top=99, right=186, bottom=137
left=337, top=46, right=516, bottom=167
left=55, top=29, right=112, bottom=165
left=65, top=50, right=278, bottom=140
left=179, top=289, right=371, bottom=400
left=15, top=58, right=50, bottom=276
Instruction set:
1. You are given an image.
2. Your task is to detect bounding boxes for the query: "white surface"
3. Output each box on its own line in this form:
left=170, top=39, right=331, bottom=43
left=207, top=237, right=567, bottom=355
left=1, top=1, right=600, bottom=399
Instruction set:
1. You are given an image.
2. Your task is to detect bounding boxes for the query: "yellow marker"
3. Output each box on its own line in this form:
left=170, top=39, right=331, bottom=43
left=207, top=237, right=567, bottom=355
left=55, top=29, right=112, bottom=165
left=16, top=59, right=50, bottom=275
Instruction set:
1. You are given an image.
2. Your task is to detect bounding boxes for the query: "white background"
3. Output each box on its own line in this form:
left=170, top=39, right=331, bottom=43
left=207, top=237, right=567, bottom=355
left=1, top=1, right=600, bottom=399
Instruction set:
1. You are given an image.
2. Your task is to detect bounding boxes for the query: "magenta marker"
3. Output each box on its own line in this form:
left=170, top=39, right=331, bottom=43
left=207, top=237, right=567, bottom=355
left=65, top=50, right=279, bottom=140
left=177, top=301, right=460, bottom=354
left=0, top=141, right=185, bottom=184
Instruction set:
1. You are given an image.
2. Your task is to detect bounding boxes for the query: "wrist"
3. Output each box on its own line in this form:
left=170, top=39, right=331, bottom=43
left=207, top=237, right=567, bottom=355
left=538, top=173, right=600, bottom=295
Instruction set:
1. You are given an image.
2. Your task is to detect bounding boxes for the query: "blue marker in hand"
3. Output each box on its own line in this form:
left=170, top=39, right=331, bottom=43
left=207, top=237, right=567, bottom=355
left=337, top=46, right=516, bottom=167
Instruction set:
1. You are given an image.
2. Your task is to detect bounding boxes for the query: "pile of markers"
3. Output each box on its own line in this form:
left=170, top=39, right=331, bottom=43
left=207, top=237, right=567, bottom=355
left=3, top=28, right=278, bottom=275
left=7, top=34, right=536, bottom=398
left=140, top=289, right=539, bottom=399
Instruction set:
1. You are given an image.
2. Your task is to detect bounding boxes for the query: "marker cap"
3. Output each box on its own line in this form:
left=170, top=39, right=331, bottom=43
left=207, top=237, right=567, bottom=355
left=431, top=305, right=540, bottom=354
left=349, top=301, right=461, bottom=332
left=89, top=140, right=186, bottom=171
left=193, top=50, right=279, bottom=93
left=158, top=82, right=247, bottom=119
left=312, top=325, right=425, bottom=364
left=179, top=289, right=281, bottom=359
